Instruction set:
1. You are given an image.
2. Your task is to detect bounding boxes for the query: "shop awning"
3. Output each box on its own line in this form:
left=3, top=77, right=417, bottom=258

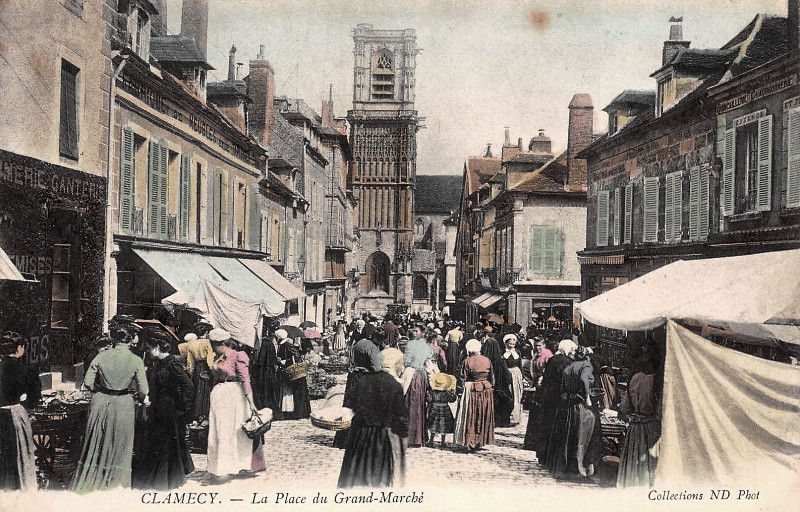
left=472, top=292, right=504, bottom=309
left=575, top=249, right=800, bottom=338
left=238, top=258, right=305, bottom=301
left=0, top=246, right=25, bottom=281
left=133, top=248, right=297, bottom=346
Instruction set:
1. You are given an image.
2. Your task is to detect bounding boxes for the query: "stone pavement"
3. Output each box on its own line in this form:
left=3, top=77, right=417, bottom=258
left=186, top=392, right=609, bottom=491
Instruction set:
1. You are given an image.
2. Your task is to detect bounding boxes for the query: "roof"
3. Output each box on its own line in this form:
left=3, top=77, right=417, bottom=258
left=652, top=48, right=733, bottom=76
left=722, top=15, right=789, bottom=79
left=465, top=157, right=502, bottom=195
left=506, top=153, right=552, bottom=165
left=509, top=152, right=570, bottom=194
left=603, top=90, right=656, bottom=112
left=570, top=94, right=593, bottom=108
left=415, top=175, right=463, bottom=214
left=151, top=36, right=214, bottom=70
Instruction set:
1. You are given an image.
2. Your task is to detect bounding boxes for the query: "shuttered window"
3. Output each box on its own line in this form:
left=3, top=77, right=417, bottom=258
left=664, top=171, right=683, bottom=242
left=596, top=190, right=610, bottom=247
left=624, top=183, right=633, bottom=244
left=698, top=165, right=709, bottom=239
left=643, top=177, right=659, bottom=242
left=689, top=166, right=710, bottom=240
left=179, top=155, right=191, bottom=241
left=119, top=127, right=135, bottom=233
left=756, top=115, right=772, bottom=211
left=148, top=140, right=168, bottom=238
left=788, top=108, right=800, bottom=208
left=722, top=128, right=736, bottom=216
left=612, top=187, right=621, bottom=245
left=59, top=60, right=79, bottom=160
left=211, top=170, right=229, bottom=245
left=530, top=225, right=562, bottom=277
left=247, top=185, right=262, bottom=251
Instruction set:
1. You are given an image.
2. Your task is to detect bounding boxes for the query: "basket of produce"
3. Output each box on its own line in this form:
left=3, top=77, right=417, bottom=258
left=309, top=393, right=353, bottom=431
left=285, top=361, right=308, bottom=381
left=306, top=366, right=338, bottom=399
left=319, top=355, right=349, bottom=374
left=241, top=408, right=274, bottom=439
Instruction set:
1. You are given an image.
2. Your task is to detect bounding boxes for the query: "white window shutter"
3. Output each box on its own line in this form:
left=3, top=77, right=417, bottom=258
left=120, top=127, right=135, bottom=233
left=756, top=115, right=772, bottom=211
left=643, top=177, right=659, bottom=242
left=722, top=128, right=736, bottom=216
left=148, top=140, right=159, bottom=235
left=248, top=185, right=262, bottom=251
left=664, top=174, right=674, bottom=241
left=673, top=171, right=682, bottom=241
left=613, top=188, right=621, bottom=245
left=689, top=167, right=699, bottom=240
left=624, top=183, right=633, bottom=243
left=158, top=141, right=169, bottom=238
left=698, top=166, right=710, bottom=240
left=596, top=190, right=610, bottom=247
left=787, top=109, right=800, bottom=208
left=220, top=173, right=229, bottom=244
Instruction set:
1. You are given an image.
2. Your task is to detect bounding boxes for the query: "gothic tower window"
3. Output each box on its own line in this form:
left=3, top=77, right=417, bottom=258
left=365, top=251, right=390, bottom=293
left=372, top=49, right=395, bottom=100
left=413, top=274, right=428, bottom=300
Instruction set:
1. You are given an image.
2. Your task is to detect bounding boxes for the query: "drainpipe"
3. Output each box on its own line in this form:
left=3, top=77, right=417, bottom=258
left=102, top=51, right=130, bottom=332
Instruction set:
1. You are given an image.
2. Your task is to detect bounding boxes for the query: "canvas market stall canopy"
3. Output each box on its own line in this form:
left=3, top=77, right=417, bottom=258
left=574, top=249, right=800, bottom=487
left=133, top=248, right=304, bottom=347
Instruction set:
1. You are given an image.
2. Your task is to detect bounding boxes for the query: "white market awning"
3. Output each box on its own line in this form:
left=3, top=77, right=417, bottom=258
left=0, top=246, right=31, bottom=281
left=575, top=249, right=800, bottom=337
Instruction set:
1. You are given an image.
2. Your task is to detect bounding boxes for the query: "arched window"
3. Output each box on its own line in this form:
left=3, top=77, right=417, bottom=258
left=413, top=274, right=428, bottom=300
left=365, top=251, right=390, bottom=293
left=372, top=49, right=395, bottom=100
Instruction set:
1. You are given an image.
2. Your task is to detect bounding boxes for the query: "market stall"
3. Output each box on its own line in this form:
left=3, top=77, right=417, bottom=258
left=575, top=249, right=800, bottom=487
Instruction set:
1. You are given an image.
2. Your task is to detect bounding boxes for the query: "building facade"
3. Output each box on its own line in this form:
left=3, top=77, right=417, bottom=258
left=348, top=24, right=420, bottom=316
left=0, top=0, right=114, bottom=374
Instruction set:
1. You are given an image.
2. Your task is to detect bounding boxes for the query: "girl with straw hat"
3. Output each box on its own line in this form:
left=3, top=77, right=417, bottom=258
left=427, top=372, right=457, bottom=447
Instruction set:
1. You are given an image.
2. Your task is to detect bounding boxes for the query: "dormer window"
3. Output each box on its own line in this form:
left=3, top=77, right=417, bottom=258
left=133, top=10, right=149, bottom=57
left=656, top=77, right=675, bottom=117
left=372, top=50, right=395, bottom=100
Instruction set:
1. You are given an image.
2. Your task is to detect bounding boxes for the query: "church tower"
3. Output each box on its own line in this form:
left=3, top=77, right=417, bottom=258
left=348, top=24, right=419, bottom=314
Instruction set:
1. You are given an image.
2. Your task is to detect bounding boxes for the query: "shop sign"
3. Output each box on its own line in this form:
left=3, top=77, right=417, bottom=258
left=716, top=72, right=800, bottom=115
left=0, top=151, right=105, bottom=202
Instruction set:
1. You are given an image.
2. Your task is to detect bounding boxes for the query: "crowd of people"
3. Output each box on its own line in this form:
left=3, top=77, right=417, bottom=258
left=0, top=309, right=662, bottom=493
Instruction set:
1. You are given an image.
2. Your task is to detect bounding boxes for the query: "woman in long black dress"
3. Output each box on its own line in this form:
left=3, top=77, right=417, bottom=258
left=338, top=339, right=408, bottom=488
left=0, top=332, right=41, bottom=491
left=134, top=333, right=195, bottom=489
left=252, top=328, right=282, bottom=420
left=276, top=333, right=311, bottom=420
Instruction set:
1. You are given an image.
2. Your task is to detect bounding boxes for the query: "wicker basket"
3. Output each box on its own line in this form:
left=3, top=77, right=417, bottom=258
left=309, top=393, right=352, bottom=431
left=285, top=362, right=308, bottom=381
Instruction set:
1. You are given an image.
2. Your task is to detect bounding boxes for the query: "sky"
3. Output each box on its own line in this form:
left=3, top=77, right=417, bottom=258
left=167, top=0, right=788, bottom=175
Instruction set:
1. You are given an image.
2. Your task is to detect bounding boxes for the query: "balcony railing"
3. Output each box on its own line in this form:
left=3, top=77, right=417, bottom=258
left=480, top=267, right=520, bottom=287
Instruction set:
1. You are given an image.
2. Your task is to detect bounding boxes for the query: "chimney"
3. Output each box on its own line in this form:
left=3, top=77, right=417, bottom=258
left=247, top=47, right=276, bottom=147
left=150, top=0, right=168, bottom=37
left=662, top=17, right=690, bottom=66
left=181, top=0, right=209, bottom=60
left=504, top=127, right=511, bottom=146
left=501, top=129, right=522, bottom=162
left=529, top=129, right=552, bottom=154
left=790, top=0, right=800, bottom=50
left=483, top=143, right=493, bottom=158
left=518, top=137, right=523, bottom=151
left=227, top=45, right=237, bottom=81
left=567, top=94, right=594, bottom=189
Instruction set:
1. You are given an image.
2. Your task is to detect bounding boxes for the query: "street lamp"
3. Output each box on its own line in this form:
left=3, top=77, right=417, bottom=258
left=297, top=254, right=307, bottom=275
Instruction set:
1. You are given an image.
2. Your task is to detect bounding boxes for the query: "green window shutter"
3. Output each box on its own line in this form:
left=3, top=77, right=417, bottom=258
left=698, top=166, right=710, bottom=240
left=179, top=155, right=191, bottom=241
left=596, top=190, right=610, bottom=247
left=624, top=183, right=633, bottom=244
left=612, top=188, right=621, bottom=245
left=529, top=225, right=545, bottom=273
left=688, top=167, right=700, bottom=240
left=248, top=185, right=262, bottom=251
left=664, top=174, right=674, bottom=241
left=158, top=141, right=169, bottom=238
left=211, top=170, right=221, bottom=243
left=722, top=128, right=736, bottom=216
left=148, top=141, right=159, bottom=236
left=788, top=109, right=800, bottom=208
left=120, top=127, right=135, bottom=233
left=544, top=227, right=562, bottom=276
left=756, top=115, right=772, bottom=211
left=219, top=173, right=229, bottom=244
left=643, top=177, right=659, bottom=242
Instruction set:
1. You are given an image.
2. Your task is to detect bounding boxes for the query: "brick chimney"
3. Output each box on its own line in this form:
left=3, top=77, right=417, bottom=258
left=181, top=0, right=208, bottom=60
left=662, top=17, right=690, bottom=66
left=150, top=0, right=168, bottom=37
left=227, top=45, right=237, bottom=81
left=790, top=0, right=800, bottom=50
left=321, top=84, right=333, bottom=127
left=567, top=94, right=593, bottom=189
left=247, top=45, right=276, bottom=147
left=501, top=128, right=522, bottom=162
left=529, top=129, right=552, bottom=154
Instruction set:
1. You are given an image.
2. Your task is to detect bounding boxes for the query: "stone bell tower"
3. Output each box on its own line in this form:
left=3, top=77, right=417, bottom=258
left=348, top=25, right=420, bottom=315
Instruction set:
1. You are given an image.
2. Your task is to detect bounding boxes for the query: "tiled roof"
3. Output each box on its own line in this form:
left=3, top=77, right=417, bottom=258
left=415, top=175, right=463, bottom=214
left=151, top=36, right=214, bottom=69
left=603, top=90, right=656, bottom=112
left=723, top=15, right=789, bottom=79
left=509, top=152, right=569, bottom=194
left=465, top=157, right=501, bottom=195
left=207, top=81, right=249, bottom=99
left=660, top=48, right=733, bottom=74
left=507, top=153, right=552, bottom=165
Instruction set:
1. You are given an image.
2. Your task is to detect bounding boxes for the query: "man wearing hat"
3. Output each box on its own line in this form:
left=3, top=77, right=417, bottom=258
left=178, top=331, right=216, bottom=424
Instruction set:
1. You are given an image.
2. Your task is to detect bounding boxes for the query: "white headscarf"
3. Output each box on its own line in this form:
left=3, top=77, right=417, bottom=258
left=557, top=339, right=578, bottom=355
